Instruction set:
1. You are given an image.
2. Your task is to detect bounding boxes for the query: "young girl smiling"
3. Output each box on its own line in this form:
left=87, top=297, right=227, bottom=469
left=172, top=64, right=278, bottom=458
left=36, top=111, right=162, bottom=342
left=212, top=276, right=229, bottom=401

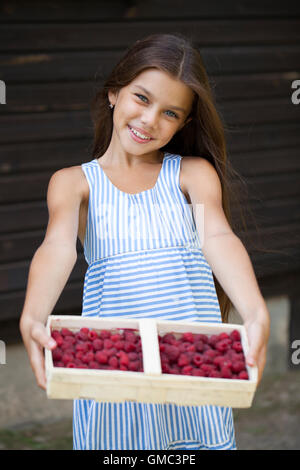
left=20, top=33, right=270, bottom=450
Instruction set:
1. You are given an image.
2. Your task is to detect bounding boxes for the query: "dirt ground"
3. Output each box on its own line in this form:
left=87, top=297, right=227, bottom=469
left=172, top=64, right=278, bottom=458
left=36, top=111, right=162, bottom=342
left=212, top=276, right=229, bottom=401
left=0, top=370, right=299, bottom=450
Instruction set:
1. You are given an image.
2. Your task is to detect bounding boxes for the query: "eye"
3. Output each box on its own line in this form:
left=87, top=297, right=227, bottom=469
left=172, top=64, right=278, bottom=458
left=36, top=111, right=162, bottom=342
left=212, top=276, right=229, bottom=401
left=165, top=110, right=178, bottom=119
left=135, top=93, right=148, bottom=103
left=134, top=93, right=178, bottom=118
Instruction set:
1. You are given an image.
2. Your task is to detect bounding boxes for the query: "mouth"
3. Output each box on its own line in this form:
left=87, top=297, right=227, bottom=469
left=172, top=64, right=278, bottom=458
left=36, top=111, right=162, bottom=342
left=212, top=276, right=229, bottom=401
left=128, top=125, right=154, bottom=143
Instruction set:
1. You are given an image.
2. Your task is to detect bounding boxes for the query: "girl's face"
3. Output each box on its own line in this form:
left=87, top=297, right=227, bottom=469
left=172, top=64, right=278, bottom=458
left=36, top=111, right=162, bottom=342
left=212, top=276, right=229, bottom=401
left=108, top=68, right=194, bottom=156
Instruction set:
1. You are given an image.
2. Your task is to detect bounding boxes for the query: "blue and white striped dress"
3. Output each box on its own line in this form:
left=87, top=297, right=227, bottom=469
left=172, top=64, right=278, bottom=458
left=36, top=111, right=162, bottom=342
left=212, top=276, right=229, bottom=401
left=73, top=152, right=236, bottom=450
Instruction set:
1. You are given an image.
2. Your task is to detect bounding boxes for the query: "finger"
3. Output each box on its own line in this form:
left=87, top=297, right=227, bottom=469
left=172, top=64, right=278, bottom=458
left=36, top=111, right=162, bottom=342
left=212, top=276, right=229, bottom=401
left=31, top=322, right=56, bottom=350
left=257, top=346, right=267, bottom=385
left=30, top=340, right=47, bottom=390
left=246, top=329, right=263, bottom=367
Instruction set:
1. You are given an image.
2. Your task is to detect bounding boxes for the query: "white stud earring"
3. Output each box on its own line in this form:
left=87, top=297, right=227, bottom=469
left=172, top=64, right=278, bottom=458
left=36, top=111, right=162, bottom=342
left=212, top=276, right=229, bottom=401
left=109, top=103, right=114, bottom=109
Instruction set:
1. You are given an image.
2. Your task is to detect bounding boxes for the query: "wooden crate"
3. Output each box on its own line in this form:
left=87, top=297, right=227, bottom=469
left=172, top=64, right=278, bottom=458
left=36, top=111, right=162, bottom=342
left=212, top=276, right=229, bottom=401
left=45, top=315, right=258, bottom=408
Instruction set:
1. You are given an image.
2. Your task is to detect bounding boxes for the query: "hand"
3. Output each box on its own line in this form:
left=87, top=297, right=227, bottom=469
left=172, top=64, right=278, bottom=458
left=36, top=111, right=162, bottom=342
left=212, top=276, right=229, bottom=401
left=20, top=318, right=57, bottom=390
left=244, top=316, right=270, bottom=385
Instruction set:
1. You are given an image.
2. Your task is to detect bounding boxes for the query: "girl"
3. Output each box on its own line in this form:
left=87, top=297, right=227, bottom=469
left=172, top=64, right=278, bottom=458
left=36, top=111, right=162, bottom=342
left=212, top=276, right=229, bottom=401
left=20, top=33, right=270, bottom=450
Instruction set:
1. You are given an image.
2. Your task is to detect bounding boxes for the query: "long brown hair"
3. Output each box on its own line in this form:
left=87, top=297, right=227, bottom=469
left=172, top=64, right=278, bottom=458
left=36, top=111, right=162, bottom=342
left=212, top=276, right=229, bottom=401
left=89, top=33, right=269, bottom=323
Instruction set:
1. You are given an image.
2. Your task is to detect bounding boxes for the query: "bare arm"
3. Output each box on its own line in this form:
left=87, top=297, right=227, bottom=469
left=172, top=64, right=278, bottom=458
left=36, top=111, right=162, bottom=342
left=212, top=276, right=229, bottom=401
left=19, top=167, right=83, bottom=389
left=184, top=157, right=270, bottom=384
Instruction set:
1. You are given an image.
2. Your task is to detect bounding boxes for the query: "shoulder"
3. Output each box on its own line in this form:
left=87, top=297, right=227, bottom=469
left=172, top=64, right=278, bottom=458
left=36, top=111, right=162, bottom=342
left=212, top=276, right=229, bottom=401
left=181, top=156, right=222, bottom=203
left=181, top=156, right=218, bottom=175
left=47, top=165, right=88, bottom=205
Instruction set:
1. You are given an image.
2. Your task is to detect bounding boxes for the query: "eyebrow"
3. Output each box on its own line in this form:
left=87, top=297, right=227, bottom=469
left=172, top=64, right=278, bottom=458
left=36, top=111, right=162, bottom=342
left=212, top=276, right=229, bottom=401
left=133, top=85, right=186, bottom=113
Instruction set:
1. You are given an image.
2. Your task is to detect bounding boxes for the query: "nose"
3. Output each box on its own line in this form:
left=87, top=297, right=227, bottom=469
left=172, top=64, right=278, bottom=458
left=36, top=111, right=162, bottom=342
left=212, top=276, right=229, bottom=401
left=140, top=106, right=159, bottom=129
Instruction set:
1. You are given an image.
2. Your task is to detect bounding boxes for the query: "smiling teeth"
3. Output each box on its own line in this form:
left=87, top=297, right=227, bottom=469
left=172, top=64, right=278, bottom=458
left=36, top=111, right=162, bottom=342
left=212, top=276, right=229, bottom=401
left=130, top=126, right=151, bottom=140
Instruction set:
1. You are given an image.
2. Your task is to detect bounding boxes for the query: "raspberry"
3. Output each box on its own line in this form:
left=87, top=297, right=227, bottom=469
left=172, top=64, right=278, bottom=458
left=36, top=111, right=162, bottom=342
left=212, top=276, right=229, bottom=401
left=51, top=330, right=61, bottom=339
left=179, top=342, right=194, bottom=353
left=92, top=338, right=103, bottom=351
left=108, top=356, right=118, bottom=368
left=160, top=352, right=169, bottom=363
left=63, top=336, right=76, bottom=345
left=170, top=364, right=180, bottom=374
left=208, top=335, right=219, bottom=348
left=95, top=351, right=108, bottom=364
left=100, top=330, right=111, bottom=340
left=106, top=347, right=117, bottom=358
left=110, top=333, right=122, bottom=342
left=221, top=359, right=232, bottom=370
left=231, top=361, right=246, bottom=374
left=220, top=366, right=232, bottom=378
left=124, top=341, right=137, bottom=352
left=195, top=340, right=204, bottom=352
left=201, top=364, right=216, bottom=374
left=162, top=362, right=171, bottom=373
left=178, top=353, right=190, bottom=367
left=101, top=338, right=112, bottom=349
left=235, top=352, right=245, bottom=361
left=118, top=351, right=129, bottom=367
left=182, top=332, right=194, bottom=343
left=61, top=341, right=74, bottom=351
left=164, top=344, right=180, bottom=362
left=88, top=330, right=98, bottom=341
left=238, top=371, right=249, bottom=380
left=62, top=347, right=75, bottom=357
left=215, top=339, right=231, bottom=353
left=209, top=370, right=222, bottom=378
left=192, top=368, right=206, bottom=377
left=53, top=333, right=63, bottom=347
left=52, top=347, right=62, bottom=361
left=136, top=339, right=142, bottom=352
left=192, top=353, right=204, bottom=367
left=232, top=341, right=243, bottom=353
left=218, top=332, right=230, bottom=341
left=182, top=365, right=193, bottom=375
left=203, top=349, right=218, bottom=360
left=230, top=330, right=241, bottom=342
left=128, top=361, right=139, bottom=371
left=61, top=328, right=74, bottom=337
left=75, top=342, right=88, bottom=353
left=128, top=352, right=138, bottom=361
left=75, top=351, right=84, bottom=361
left=88, top=361, right=100, bottom=369
left=120, top=365, right=128, bottom=371
left=77, top=328, right=89, bottom=341
left=82, top=351, right=94, bottom=364
left=115, top=340, right=125, bottom=350
left=194, top=334, right=208, bottom=343
left=124, top=330, right=138, bottom=343
left=62, top=353, right=74, bottom=365
left=162, top=333, right=176, bottom=345
left=66, top=362, right=76, bottom=368
left=213, top=355, right=225, bottom=367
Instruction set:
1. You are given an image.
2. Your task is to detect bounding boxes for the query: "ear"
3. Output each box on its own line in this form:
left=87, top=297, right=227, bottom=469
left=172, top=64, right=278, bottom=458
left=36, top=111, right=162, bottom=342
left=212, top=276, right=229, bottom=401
left=108, top=89, right=119, bottom=106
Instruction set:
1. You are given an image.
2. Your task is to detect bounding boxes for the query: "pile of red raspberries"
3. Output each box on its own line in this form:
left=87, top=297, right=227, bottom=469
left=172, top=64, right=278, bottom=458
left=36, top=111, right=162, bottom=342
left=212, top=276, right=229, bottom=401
left=51, top=327, right=144, bottom=372
left=51, top=327, right=248, bottom=380
left=158, top=330, right=249, bottom=380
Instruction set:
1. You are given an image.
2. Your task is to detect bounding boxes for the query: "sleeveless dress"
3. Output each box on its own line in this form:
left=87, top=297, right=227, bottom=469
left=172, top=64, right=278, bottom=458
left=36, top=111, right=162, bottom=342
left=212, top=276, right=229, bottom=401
left=73, top=152, right=237, bottom=450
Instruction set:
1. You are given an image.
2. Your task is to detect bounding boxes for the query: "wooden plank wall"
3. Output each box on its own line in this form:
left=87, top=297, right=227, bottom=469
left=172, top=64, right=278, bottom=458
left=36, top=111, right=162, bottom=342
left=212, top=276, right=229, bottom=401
left=0, top=0, right=299, bottom=343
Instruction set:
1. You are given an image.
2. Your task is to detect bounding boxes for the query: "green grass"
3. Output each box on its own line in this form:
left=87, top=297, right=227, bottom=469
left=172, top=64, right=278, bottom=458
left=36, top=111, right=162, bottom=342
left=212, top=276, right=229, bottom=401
left=0, top=419, right=73, bottom=450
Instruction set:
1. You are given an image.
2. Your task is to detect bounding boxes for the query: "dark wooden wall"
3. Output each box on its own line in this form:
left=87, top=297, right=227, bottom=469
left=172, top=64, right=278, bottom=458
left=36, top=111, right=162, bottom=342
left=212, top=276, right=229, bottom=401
left=0, top=1, right=300, bottom=351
